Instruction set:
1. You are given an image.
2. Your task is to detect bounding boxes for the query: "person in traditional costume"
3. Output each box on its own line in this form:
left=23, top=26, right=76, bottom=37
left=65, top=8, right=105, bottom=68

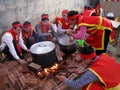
left=81, top=5, right=95, bottom=16
left=0, top=21, right=30, bottom=64
left=56, top=46, right=120, bottom=90
left=95, top=3, right=104, bottom=16
left=66, top=10, right=114, bottom=55
left=56, top=10, right=71, bottom=35
left=22, top=21, right=38, bottom=49
left=35, top=14, right=58, bottom=41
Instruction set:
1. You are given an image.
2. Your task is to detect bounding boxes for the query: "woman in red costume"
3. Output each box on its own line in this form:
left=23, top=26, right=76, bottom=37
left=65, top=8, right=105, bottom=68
left=66, top=10, right=114, bottom=55
left=56, top=10, right=71, bottom=35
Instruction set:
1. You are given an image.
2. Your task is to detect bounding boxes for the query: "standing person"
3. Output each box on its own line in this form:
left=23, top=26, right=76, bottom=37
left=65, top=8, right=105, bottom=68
left=56, top=10, right=71, bottom=35
left=35, top=14, right=58, bottom=41
left=0, top=21, right=30, bottom=64
left=95, top=3, right=104, bottom=16
left=22, top=21, right=38, bottom=49
left=66, top=10, right=114, bottom=55
left=81, top=5, right=95, bottom=16
left=56, top=46, right=120, bottom=90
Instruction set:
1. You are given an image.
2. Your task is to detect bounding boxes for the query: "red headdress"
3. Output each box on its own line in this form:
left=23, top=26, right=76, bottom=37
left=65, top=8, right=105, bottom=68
left=68, top=14, right=79, bottom=20
left=62, top=10, right=68, bottom=15
left=80, top=51, right=96, bottom=59
left=12, top=23, right=22, bottom=28
left=23, top=23, right=31, bottom=28
left=41, top=14, right=49, bottom=21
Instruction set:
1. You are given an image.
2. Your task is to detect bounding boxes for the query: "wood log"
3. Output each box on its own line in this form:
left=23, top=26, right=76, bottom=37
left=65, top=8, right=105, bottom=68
left=13, top=70, right=23, bottom=77
left=8, top=74, right=16, bottom=85
left=24, top=77, right=38, bottom=85
left=18, top=76, right=26, bottom=87
left=29, top=62, right=42, bottom=72
left=4, top=68, right=11, bottom=75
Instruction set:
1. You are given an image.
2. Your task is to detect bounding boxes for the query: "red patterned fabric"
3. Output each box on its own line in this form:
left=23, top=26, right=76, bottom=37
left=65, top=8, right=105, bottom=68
left=7, top=29, right=22, bottom=54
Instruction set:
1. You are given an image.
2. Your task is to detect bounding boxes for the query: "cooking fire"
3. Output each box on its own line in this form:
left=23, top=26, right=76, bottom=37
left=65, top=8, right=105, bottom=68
left=38, top=63, right=59, bottom=78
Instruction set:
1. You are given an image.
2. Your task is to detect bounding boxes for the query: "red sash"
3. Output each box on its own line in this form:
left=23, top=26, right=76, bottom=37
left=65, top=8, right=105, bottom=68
left=7, top=29, right=22, bottom=55
left=22, top=29, right=32, bottom=43
left=39, top=21, right=52, bottom=41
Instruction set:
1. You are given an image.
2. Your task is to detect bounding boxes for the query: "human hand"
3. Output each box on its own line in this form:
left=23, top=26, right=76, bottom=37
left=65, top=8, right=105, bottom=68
left=55, top=75, right=67, bottom=82
left=25, top=49, right=30, bottom=53
left=17, top=59, right=27, bottom=64
left=66, top=29, right=72, bottom=35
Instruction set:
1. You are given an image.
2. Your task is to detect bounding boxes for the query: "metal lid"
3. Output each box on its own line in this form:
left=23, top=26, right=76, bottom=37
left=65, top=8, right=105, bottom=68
left=30, top=41, right=55, bottom=54
left=58, top=34, right=76, bottom=45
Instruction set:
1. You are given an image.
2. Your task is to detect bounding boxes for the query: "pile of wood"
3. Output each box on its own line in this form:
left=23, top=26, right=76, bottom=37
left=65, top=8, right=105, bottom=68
left=0, top=61, right=42, bottom=90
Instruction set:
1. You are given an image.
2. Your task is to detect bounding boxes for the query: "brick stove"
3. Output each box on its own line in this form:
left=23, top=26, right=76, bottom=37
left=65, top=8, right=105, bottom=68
left=0, top=49, right=88, bottom=90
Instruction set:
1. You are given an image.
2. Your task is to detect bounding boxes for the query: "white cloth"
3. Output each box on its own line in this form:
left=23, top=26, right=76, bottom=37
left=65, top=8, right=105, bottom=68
left=0, top=32, right=27, bottom=60
left=57, top=23, right=67, bottom=34
left=110, top=20, right=120, bottom=28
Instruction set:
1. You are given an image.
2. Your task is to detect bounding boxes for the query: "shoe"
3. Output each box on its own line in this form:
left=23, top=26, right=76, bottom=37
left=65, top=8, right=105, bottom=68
left=116, top=54, right=120, bottom=57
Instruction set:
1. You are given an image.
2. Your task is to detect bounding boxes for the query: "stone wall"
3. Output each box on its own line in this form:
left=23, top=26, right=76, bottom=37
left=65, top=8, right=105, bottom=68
left=0, top=0, right=90, bottom=33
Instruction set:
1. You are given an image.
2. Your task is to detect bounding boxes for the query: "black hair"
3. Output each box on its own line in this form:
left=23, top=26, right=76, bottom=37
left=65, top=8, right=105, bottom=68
left=91, top=12, right=97, bottom=16
left=41, top=14, right=48, bottom=17
left=23, top=21, right=31, bottom=26
left=12, top=21, right=22, bottom=29
left=12, top=21, right=21, bottom=26
left=41, top=14, right=49, bottom=21
left=84, top=5, right=88, bottom=9
left=67, top=10, right=79, bottom=17
left=79, top=46, right=94, bottom=55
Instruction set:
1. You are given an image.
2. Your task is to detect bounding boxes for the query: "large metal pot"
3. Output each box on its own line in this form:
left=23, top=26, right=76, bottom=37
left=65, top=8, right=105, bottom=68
left=58, top=34, right=77, bottom=54
left=30, top=41, right=58, bottom=68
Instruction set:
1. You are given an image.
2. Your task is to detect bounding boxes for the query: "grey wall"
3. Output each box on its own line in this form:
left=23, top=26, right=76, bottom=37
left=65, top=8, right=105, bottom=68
left=0, top=0, right=90, bottom=33
left=101, top=0, right=120, bottom=20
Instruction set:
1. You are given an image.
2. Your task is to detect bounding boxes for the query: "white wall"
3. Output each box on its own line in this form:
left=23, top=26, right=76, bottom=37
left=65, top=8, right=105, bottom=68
left=0, top=0, right=90, bottom=33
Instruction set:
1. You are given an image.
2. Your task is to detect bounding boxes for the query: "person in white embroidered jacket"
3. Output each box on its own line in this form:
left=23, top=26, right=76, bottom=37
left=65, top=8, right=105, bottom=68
left=0, top=21, right=30, bottom=64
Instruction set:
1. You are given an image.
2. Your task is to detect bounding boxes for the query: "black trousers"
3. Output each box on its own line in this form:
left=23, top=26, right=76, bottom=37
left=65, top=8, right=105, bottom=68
left=2, top=40, right=21, bottom=59
left=96, top=30, right=111, bottom=55
left=25, top=36, right=35, bottom=49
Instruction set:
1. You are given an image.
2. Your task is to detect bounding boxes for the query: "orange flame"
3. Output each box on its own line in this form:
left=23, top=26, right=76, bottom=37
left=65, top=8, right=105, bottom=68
left=38, top=63, right=59, bottom=77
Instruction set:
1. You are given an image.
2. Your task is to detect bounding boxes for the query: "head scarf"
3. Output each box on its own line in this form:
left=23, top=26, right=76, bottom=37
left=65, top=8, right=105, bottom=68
left=41, top=14, right=49, bottom=21
left=62, top=10, right=68, bottom=15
